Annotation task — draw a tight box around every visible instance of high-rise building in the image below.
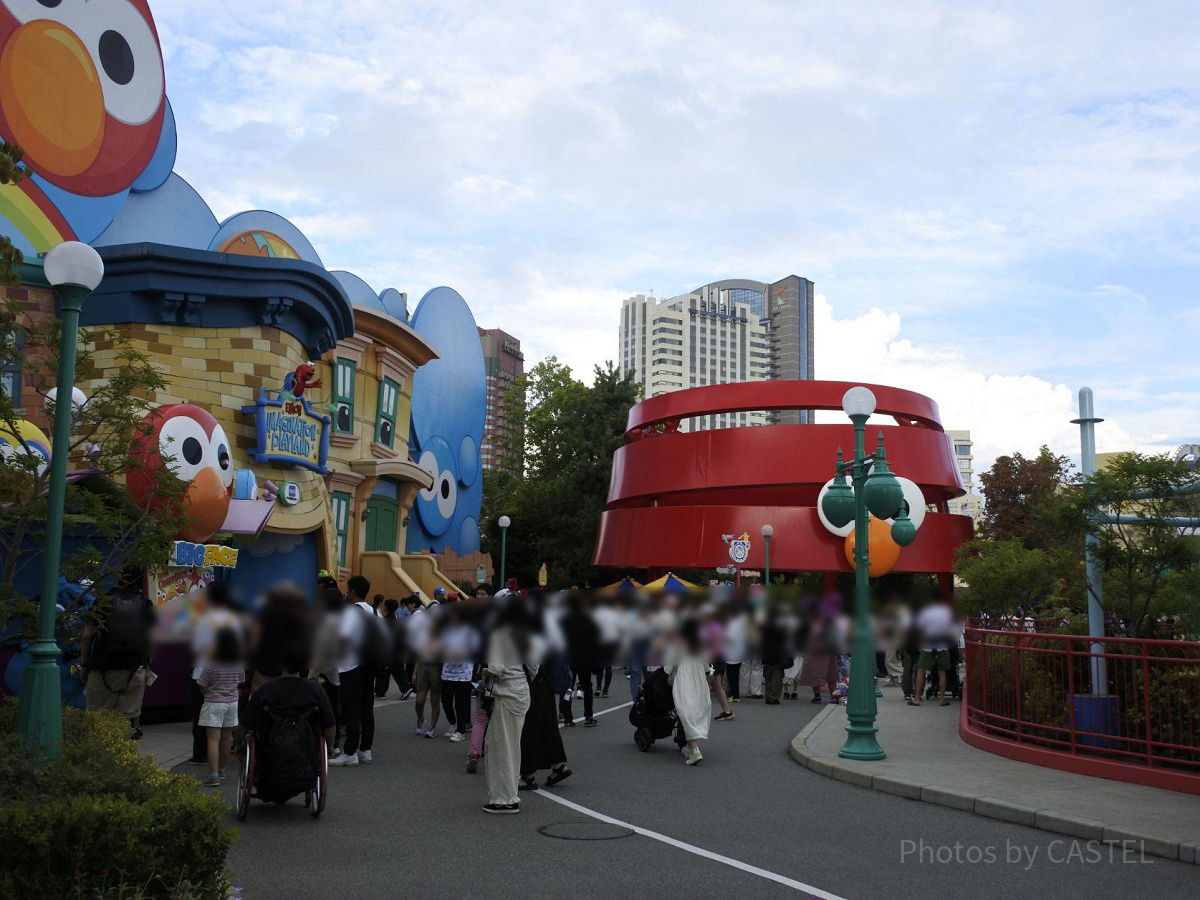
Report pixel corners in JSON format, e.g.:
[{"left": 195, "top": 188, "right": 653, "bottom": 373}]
[
  {"left": 764, "top": 276, "right": 816, "bottom": 425},
  {"left": 478, "top": 327, "right": 524, "bottom": 474},
  {"left": 946, "top": 429, "right": 982, "bottom": 524},
  {"left": 618, "top": 275, "right": 815, "bottom": 430}
]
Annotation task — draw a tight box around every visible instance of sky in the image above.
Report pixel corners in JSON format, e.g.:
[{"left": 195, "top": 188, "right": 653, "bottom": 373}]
[{"left": 151, "top": 0, "right": 1200, "bottom": 476}]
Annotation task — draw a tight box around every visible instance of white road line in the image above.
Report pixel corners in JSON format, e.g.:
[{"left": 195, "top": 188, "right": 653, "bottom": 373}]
[
  {"left": 560, "top": 700, "right": 633, "bottom": 727},
  {"left": 532, "top": 789, "right": 848, "bottom": 900}
]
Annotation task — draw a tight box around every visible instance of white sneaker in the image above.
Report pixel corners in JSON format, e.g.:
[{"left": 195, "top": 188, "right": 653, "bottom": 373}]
[
  {"left": 329, "top": 753, "right": 359, "bottom": 767},
  {"left": 445, "top": 728, "right": 456, "bottom": 738},
  {"left": 574, "top": 689, "right": 583, "bottom": 699},
  {"left": 685, "top": 747, "right": 703, "bottom": 766},
  {"left": 449, "top": 731, "right": 465, "bottom": 743},
  {"left": 357, "top": 750, "right": 373, "bottom": 764}
]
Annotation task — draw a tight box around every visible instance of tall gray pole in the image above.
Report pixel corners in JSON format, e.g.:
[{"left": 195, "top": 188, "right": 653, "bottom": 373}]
[{"left": 1071, "top": 387, "right": 1107, "bottom": 696}]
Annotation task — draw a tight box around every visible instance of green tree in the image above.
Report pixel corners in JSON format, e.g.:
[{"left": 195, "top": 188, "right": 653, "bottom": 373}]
[
  {"left": 1078, "top": 452, "right": 1200, "bottom": 637},
  {"left": 0, "top": 141, "right": 27, "bottom": 286},
  {"left": 955, "top": 446, "right": 1086, "bottom": 618},
  {"left": 481, "top": 357, "right": 639, "bottom": 588},
  {"left": 978, "top": 446, "right": 1079, "bottom": 549},
  {"left": 955, "top": 539, "right": 1077, "bottom": 618},
  {"left": 0, "top": 296, "right": 185, "bottom": 634}
]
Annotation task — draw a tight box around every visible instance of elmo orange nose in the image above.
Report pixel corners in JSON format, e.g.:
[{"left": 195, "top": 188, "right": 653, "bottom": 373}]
[
  {"left": 0, "top": 20, "right": 105, "bottom": 178},
  {"left": 178, "top": 465, "right": 230, "bottom": 543}
]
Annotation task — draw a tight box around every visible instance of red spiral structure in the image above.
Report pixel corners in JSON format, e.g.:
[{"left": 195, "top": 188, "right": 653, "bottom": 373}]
[{"left": 592, "top": 380, "right": 974, "bottom": 576}]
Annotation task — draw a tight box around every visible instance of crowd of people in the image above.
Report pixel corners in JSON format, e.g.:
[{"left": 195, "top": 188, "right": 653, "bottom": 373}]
[{"left": 75, "top": 569, "right": 964, "bottom": 813}]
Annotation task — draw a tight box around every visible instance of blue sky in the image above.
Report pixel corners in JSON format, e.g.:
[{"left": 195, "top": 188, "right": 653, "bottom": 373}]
[{"left": 151, "top": 0, "right": 1200, "bottom": 473}]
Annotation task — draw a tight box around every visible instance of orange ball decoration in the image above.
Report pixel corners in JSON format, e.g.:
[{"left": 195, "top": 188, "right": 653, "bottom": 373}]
[{"left": 843, "top": 517, "right": 901, "bottom": 577}]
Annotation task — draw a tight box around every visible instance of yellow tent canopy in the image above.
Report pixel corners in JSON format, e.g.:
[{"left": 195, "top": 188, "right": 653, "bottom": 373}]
[
  {"left": 642, "top": 572, "right": 703, "bottom": 594},
  {"left": 600, "top": 577, "right": 643, "bottom": 594}
]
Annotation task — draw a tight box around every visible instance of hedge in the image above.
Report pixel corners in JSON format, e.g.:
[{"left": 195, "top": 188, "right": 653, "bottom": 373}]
[{"left": 0, "top": 700, "right": 235, "bottom": 899}]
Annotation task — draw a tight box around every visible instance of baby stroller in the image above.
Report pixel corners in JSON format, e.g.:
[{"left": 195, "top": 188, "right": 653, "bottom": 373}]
[
  {"left": 630, "top": 668, "right": 686, "bottom": 752},
  {"left": 923, "top": 646, "right": 964, "bottom": 701},
  {"left": 236, "top": 703, "right": 328, "bottom": 821}
]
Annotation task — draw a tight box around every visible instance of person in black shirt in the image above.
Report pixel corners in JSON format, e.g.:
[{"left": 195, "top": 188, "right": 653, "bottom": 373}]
[
  {"left": 560, "top": 592, "right": 601, "bottom": 726},
  {"left": 240, "top": 649, "right": 336, "bottom": 752},
  {"left": 79, "top": 575, "right": 157, "bottom": 738}
]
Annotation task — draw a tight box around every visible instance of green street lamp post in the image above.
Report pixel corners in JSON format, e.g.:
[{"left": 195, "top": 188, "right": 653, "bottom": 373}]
[
  {"left": 820, "top": 386, "right": 916, "bottom": 761},
  {"left": 761, "top": 523, "right": 773, "bottom": 593},
  {"left": 16, "top": 241, "right": 105, "bottom": 760},
  {"left": 498, "top": 515, "right": 511, "bottom": 587}
]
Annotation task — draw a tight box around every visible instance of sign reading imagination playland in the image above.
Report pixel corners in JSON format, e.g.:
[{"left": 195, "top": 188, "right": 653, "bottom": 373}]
[{"left": 241, "top": 365, "right": 331, "bottom": 473}]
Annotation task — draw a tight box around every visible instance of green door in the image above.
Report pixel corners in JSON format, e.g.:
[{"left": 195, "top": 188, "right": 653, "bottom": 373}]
[{"left": 364, "top": 495, "right": 399, "bottom": 553}]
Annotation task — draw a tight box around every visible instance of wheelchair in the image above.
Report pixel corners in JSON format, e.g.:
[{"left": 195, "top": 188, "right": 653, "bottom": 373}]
[{"left": 236, "top": 708, "right": 328, "bottom": 821}]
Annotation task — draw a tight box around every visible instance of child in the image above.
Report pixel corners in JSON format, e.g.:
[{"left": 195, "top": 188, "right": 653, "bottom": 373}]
[{"left": 197, "top": 627, "right": 244, "bottom": 786}]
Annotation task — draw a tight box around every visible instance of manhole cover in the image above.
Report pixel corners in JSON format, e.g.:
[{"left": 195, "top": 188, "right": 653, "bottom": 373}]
[{"left": 538, "top": 821, "right": 634, "bottom": 841}]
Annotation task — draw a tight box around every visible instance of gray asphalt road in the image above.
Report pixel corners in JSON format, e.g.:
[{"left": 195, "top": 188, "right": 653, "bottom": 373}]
[{"left": 197, "top": 683, "right": 1198, "bottom": 900}]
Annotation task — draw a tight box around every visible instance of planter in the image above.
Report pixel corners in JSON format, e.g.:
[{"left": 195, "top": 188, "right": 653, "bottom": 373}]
[{"left": 1071, "top": 693, "right": 1120, "bottom": 748}]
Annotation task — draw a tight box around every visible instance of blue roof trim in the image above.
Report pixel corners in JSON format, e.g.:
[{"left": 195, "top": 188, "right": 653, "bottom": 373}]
[{"left": 82, "top": 243, "right": 355, "bottom": 358}]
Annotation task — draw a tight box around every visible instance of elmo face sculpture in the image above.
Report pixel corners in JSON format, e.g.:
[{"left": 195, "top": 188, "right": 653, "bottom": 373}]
[
  {"left": 128, "top": 404, "right": 233, "bottom": 543},
  {"left": 0, "top": 0, "right": 165, "bottom": 193}
]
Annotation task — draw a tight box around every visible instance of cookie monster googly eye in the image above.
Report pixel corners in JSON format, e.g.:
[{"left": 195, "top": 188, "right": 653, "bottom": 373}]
[{"left": 414, "top": 435, "right": 457, "bottom": 538}]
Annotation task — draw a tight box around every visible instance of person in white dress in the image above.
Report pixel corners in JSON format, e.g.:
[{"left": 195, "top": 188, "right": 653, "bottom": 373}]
[{"left": 666, "top": 617, "right": 710, "bottom": 766}]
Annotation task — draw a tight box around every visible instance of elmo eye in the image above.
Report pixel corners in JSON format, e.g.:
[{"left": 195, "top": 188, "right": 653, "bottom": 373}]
[
  {"left": 159, "top": 415, "right": 209, "bottom": 482},
  {"left": 10, "top": 0, "right": 168, "bottom": 126},
  {"left": 181, "top": 437, "right": 202, "bottom": 465},
  {"left": 207, "top": 425, "right": 234, "bottom": 488},
  {"left": 98, "top": 29, "right": 134, "bottom": 85}
]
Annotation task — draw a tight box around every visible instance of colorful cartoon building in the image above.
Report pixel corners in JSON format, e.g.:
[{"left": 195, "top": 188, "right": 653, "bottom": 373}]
[{"left": 0, "top": 0, "right": 489, "bottom": 706}]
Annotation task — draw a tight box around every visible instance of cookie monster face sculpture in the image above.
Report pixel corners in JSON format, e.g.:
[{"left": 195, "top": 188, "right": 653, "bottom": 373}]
[
  {"left": 406, "top": 287, "right": 485, "bottom": 556},
  {"left": 0, "top": 0, "right": 175, "bottom": 250}
]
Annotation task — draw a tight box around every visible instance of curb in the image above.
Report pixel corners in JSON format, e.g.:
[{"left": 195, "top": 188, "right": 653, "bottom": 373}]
[{"left": 788, "top": 706, "right": 1199, "bottom": 866}]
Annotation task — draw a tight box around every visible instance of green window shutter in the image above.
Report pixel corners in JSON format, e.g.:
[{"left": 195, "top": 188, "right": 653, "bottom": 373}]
[
  {"left": 376, "top": 377, "right": 399, "bottom": 447},
  {"left": 332, "top": 491, "right": 350, "bottom": 566},
  {"left": 332, "top": 359, "right": 355, "bottom": 434}
]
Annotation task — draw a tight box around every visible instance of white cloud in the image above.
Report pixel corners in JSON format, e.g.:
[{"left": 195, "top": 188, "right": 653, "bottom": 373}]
[
  {"left": 142, "top": 0, "right": 1200, "bottom": 474},
  {"left": 812, "top": 295, "right": 1171, "bottom": 475}
]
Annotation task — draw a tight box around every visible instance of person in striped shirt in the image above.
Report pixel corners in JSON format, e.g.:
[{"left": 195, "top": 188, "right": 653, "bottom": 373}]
[{"left": 197, "top": 628, "right": 245, "bottom": 787}]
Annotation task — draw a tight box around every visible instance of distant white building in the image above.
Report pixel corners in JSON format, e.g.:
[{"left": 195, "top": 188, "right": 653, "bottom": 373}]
[
  {"left": 946, "top": 429, "right": 982, "bottom": 525},
  {"left": 618, "top": 276, "right": 815, "bottom": 431}
]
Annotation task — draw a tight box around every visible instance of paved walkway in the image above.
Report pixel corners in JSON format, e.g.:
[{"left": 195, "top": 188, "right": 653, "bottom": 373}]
[
  {"left": 139, "top": 719, "right": 194, "bottom": 771},
  {"left": 136, "top": 685, "right": 1200, "bottom": 898},
  {"left": 790, "top": 687, "right": 1200, "bottom": 865}
]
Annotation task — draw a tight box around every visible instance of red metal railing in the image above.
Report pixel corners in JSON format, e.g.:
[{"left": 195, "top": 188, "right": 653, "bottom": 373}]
[{"left": 963, "top": 624, "right": 1200, "bottom": 792}]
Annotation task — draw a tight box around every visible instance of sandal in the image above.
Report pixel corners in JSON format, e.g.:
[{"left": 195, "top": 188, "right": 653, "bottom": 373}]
[
  {"left": 518, "top": 777, "right": 538, "bottom": 791},
  {"left": 907, "top": 700, "right": 920, "bottom": 706},
  {"left": 939, "top": 700, "right": 950, "bottom": 707},
  {"left": 545, "top": 766, "right": 573, "bottom": 787}
]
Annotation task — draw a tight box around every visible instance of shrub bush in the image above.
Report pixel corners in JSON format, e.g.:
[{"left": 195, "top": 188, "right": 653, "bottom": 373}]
[{"left": 0, "top": 700, "right": 235, "bottom": 899}]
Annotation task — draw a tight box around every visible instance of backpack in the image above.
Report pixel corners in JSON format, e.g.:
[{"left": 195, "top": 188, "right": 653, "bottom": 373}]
[
  {"left": 261, "top": 706, "right": 317, "bottom": 800},
  {"left": 357, "top": 605, "right": 390, "bottom": 675},
  {"left": 92, "top": 594, "right": 150, "bottom": 671}
]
